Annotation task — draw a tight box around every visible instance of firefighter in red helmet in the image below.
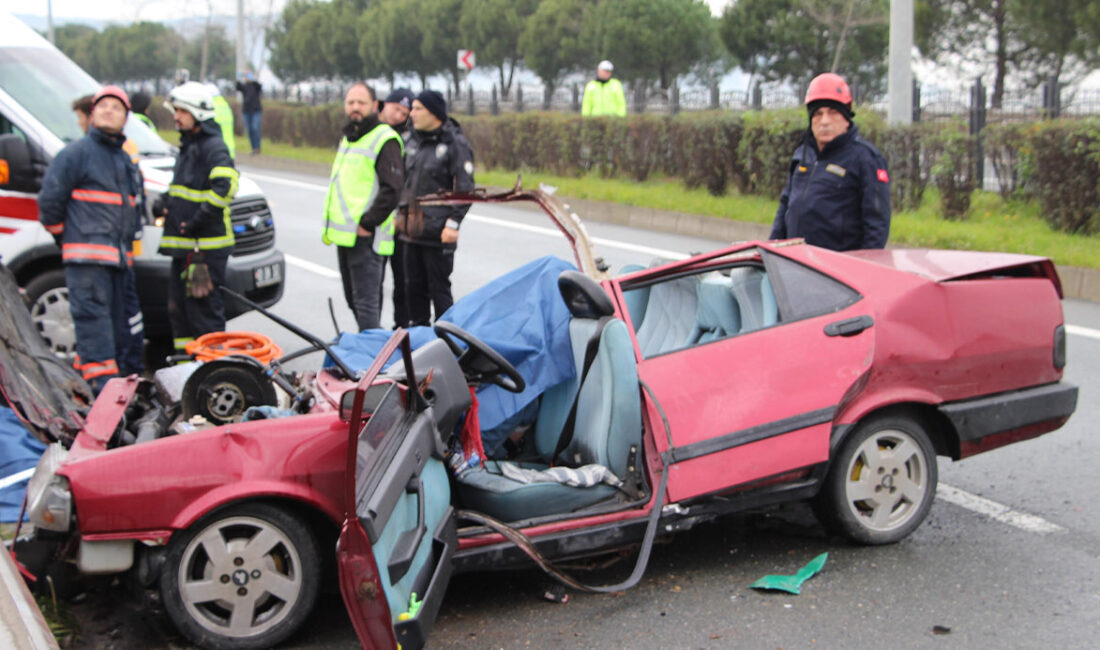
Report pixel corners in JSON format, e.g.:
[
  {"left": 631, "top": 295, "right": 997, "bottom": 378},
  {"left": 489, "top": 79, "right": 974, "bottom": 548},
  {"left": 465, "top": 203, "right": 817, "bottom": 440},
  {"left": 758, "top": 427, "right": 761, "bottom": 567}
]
[{"left": 770, "top": 73, "right": 891, "bottom": 251}]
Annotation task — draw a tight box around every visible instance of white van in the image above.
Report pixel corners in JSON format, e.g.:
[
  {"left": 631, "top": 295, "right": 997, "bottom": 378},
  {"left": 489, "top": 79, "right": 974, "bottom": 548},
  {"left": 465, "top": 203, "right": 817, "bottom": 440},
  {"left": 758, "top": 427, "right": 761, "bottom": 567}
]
[{"left": 0, "top": 12, "right": 284, "bottom": 361}]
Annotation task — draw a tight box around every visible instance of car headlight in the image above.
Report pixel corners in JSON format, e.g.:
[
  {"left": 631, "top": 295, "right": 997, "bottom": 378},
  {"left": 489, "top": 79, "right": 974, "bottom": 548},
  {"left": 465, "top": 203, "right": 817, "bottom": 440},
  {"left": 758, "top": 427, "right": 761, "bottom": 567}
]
[{"left": 26, "top": 443, "right": 72, "bottom": 532}]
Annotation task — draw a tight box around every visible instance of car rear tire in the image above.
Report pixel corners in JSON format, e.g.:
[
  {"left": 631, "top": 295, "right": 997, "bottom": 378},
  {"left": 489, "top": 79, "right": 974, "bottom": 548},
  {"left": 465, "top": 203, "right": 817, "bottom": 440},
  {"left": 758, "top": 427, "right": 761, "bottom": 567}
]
[
  {"left": 813, "top": 415, "right": 937, "bottom": 545},
  {"left": 160, "top": 503, "right": 321, "bottom": 650},
  {"left": 24, "top": 269, "right": 76, "bottom": 359}
]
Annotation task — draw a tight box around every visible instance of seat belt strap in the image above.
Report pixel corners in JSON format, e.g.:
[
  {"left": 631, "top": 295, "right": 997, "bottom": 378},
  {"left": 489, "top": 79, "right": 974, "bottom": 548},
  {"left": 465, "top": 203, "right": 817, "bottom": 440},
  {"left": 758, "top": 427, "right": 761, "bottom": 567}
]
[{"left": 551, "top": 316, "right": 612, "bottom": 466}]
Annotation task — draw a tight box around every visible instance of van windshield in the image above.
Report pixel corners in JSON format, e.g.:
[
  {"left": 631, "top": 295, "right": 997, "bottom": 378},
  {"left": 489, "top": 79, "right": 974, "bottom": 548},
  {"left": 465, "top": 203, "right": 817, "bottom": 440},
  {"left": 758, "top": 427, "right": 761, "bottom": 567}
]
[{"left": 0, "top": 45, "right": 171, "bottom": 156}]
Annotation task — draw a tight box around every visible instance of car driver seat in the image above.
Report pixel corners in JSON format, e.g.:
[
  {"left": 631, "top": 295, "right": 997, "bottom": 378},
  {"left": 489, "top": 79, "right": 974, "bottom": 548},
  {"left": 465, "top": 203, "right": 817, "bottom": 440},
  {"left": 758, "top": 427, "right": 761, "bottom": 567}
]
[{"left": 454, "top": 271, "right": 642, "bottom": 523}]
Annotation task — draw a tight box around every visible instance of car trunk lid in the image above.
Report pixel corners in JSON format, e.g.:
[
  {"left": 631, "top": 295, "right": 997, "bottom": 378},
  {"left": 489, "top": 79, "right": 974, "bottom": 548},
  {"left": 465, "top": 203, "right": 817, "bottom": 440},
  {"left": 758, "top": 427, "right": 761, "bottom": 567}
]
[{"left": 844, "top": 249, "right": 1062, "bottom": 297}]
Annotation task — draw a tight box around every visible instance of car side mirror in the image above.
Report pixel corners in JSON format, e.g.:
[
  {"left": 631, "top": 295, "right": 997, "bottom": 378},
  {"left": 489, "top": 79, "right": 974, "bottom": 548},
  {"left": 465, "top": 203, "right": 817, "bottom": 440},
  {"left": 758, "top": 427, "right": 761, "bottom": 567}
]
[
  {"left": 339, "top": 382, "right": 392, "bottom": 422},
  {"left": 0, "top": 134, "right": 39, "bottom": 192}
]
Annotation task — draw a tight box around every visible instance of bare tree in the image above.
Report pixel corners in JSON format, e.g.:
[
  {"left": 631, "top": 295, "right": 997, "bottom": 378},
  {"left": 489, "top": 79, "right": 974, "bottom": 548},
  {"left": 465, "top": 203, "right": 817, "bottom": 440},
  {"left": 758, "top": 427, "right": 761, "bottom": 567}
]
[{"left": 801, "top": 0, "right": 888, "bottom": 73}]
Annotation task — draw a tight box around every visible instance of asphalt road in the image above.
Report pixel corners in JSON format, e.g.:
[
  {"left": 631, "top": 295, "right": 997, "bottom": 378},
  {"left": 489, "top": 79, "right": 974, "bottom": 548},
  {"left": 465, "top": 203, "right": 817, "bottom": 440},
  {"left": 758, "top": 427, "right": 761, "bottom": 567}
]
[{"left": 75, "top": 166, "right": 1100, "bottom": 649}]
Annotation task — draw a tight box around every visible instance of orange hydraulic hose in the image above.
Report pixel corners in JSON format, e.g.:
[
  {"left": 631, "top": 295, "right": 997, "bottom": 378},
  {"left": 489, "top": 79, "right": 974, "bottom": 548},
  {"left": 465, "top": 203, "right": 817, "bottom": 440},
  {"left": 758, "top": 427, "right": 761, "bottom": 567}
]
[{"left": 184, "top": 331, "right": 283, "bottom": 364}]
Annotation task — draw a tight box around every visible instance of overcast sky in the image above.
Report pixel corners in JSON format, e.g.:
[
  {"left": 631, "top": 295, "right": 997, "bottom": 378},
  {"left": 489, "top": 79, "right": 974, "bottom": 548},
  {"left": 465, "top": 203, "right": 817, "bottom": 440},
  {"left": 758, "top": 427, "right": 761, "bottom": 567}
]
[{"left": 5, "top": 0, "right": 732, "bottom": 22}]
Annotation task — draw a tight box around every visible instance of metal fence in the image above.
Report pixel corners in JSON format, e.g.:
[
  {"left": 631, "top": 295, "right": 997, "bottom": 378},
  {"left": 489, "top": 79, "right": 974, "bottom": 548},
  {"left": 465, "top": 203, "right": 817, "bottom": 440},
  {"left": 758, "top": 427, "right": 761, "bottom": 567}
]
[{"left": 256, "top": 78, "right": 1100, "bottom": 120}]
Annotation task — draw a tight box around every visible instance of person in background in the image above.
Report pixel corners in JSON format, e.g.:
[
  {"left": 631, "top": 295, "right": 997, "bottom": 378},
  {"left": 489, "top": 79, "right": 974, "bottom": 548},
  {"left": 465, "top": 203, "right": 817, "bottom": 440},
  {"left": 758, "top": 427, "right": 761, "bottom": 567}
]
[
  {"left": 581, "top": 60, "right": 627, "bottom": 117},
  {"left": 770, "top": 72, "right": 891, "bottom": 251},
  {"left": 39, "top": 86, "right": 145, "bottom": 392},
  {"left": 207, "top": 82, "right": 237, "bottom": 160},
  {"left": 156, "top": 82, "right": 239, "bottom": 357},
  {"left": 129, "top": 91, "right": 156, "bottom": 130},
  {"left": 236, "top": 70, "right": 263, "bottom": 156},
  {"left": 322, "top": 82, "right": 404, "bottom": 331},
  {"left": 400, "top": 90, "right": 474, "bottom": 326},
  {"left": 70, "top": 91, "right": 145, "bottom": 376},
  {"left": 377, "top": 87, "right": 415, "bottom": 328}
]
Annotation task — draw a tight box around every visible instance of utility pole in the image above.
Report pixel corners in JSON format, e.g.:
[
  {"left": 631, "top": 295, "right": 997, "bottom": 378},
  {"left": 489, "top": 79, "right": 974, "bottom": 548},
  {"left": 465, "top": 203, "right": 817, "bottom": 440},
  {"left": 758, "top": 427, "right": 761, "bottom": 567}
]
[
  {"left": 887, "top": 0, "right": 913, "bottom": 125},
  {"left": 236, "top": 0, "right": 246, "bottom": 79},
  {"left": 47, "top": 0, "right": 55, "bottom": 44}
]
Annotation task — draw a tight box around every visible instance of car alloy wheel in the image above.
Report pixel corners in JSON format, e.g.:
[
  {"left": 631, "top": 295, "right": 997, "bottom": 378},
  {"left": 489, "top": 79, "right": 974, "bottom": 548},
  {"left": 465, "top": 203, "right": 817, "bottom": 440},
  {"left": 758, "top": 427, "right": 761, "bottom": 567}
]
[
  {"left": 814, "top": 415, "right": 938, "bottom": 545},
  {"left": 160, "top": 503, "right": 320, "bottom": 650}
]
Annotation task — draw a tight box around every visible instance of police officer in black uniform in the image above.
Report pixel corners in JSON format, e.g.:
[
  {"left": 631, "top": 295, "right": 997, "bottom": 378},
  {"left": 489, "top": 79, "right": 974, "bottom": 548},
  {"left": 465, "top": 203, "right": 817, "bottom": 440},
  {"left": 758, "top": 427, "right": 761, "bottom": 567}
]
[
  {"left": 399, "top": 90, "right": 475, "bottom": 326},
  {"left": 771, "top": 73, "right": 891, "bottom": 251}
]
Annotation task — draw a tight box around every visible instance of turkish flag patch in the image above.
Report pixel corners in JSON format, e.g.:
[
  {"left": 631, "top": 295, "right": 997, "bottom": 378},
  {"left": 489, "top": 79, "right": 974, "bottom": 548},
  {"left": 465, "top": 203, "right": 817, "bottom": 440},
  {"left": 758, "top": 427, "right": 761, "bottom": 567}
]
[{"left": 876, "top": 169, "right": 890, "bottom": 183}]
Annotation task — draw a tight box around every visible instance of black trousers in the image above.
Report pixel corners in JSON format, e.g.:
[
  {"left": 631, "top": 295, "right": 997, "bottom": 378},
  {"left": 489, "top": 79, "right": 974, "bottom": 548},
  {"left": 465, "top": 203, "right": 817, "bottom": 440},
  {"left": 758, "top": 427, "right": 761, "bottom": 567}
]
[
  {"left": 336, "top": 233, "right": 385, "bottom": 331},
  {"left": 168, "top": 254, "right": 228, "bottom": 351},
  {"left": 403, "top": 241, "right": 454, "bottom": 327},
  {"left": 387, "top": 241, "right": 407, "bottom": 329}
]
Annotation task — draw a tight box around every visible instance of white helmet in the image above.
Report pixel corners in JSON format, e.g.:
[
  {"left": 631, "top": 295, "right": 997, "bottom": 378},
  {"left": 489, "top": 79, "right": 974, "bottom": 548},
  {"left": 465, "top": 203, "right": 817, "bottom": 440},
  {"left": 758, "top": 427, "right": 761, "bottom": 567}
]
[
  {"left": 165, "top": 81, "right": 216, "bottom": 122},
  {"left": 204, "top": 82, "right": 222, "bottom": 97}
]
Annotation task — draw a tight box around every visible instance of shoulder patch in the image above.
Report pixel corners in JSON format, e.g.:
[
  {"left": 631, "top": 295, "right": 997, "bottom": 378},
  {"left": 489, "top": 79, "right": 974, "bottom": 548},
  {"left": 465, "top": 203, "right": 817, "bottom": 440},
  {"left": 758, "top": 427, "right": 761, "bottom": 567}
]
[
  {"left": 876, "top": 169, "right": 889, "bottom": 183},
  {"left": 463, "top": 160, "right": 474, "bottom": 176},
  {"left": 825, "top": 163, "right": 847, "bottom": 177}
]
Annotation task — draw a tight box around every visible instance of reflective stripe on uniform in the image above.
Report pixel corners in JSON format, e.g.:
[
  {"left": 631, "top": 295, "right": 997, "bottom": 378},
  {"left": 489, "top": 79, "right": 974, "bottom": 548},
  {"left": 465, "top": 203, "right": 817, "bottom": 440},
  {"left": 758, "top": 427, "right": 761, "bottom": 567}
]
[
  {"left": 70, "top": 188, "right": 136, "bottom": 206},
  {"left": 62, "top": 242, "right": 122, "bottom": 264},
  {"left": 81, "top": 359, "right": 119, "bottom": 380},
  {"left": 173, "top": 337, "right": 194, "bottom": 351},
  {"left": 159, "top": 234, "right": 235, "bottom": 250},
  {"left": 44, "top": 223, "right": 65, "bottom": 235}
]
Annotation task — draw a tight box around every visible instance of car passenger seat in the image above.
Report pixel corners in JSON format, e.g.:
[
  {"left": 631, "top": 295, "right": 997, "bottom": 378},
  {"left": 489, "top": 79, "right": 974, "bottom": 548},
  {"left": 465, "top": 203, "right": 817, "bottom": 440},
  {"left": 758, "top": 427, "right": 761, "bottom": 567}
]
[
  {"left": 729, "top": 267, "right": 778, "bottom": 332},
  {"left": 691, "top": 274, "right": 742, "bottom": 343},
  {"left": 634, "top": 275, "right": 699, "bottom": 356},
  {"left": 454, "top": 272, "right": 642, "bottom": 523}
]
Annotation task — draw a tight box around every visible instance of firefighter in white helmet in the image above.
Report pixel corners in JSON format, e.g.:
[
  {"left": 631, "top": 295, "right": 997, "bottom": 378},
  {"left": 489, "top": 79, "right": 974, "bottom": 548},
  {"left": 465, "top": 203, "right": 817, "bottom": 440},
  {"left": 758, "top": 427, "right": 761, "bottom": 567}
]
[{"left": 154, "top": 81, "right": 240, "bottom": 355}]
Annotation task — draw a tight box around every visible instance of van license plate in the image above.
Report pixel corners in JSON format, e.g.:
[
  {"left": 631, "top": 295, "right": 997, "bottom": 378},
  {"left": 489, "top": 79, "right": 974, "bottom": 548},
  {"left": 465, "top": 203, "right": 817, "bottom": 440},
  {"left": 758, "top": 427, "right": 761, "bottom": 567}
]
[{"left": 254, "top": 264, "right": 281, "bottom": 288}]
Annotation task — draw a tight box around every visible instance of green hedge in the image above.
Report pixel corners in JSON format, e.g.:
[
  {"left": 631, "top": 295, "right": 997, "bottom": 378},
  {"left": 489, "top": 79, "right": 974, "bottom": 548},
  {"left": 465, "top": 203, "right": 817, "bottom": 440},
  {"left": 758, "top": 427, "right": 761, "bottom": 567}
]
[{"left": 237, "top": 101, "right": 1099, "bottom": 235}]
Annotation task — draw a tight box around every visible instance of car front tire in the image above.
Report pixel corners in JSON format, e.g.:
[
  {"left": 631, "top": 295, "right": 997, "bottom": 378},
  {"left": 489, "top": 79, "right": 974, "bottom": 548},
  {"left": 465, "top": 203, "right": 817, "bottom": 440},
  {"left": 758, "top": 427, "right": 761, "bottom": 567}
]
[
  {"left": 160, "top": 503, "right": 321, "bottom": 650},
  {"left": 814, "top": 415, "right": 938, "bottom": 545}
]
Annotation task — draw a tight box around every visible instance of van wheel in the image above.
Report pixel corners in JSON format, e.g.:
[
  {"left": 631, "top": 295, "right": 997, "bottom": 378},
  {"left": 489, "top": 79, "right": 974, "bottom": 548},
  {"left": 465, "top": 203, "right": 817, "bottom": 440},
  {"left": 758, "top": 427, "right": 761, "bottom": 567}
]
[
  {"left": 813, "top": 415, "right": 937, "bottom": 545},
  {"left": 24, "top": 269, "right": 76, "bottom": 359}
]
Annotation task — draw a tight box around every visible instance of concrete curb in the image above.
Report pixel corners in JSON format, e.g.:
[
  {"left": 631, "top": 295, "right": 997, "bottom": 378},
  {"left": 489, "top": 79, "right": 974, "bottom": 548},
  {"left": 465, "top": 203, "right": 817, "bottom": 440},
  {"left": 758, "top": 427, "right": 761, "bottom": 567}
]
[
  {"left": 1, "top": 547, "right": 58, "bottom": 650},
  {"left": 238, "top": 156, "right": 1100, "bottom": 303}
]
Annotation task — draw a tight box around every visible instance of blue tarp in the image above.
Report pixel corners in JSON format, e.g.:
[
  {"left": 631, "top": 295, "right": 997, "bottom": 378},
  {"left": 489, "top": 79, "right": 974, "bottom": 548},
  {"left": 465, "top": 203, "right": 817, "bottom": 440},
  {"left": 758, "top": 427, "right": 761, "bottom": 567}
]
[
  {"left": 327, "top": 255, "right": 578, "bottom": 453},
  {"left": 0, "top": 406, "right": 46, "bottom": 523}
]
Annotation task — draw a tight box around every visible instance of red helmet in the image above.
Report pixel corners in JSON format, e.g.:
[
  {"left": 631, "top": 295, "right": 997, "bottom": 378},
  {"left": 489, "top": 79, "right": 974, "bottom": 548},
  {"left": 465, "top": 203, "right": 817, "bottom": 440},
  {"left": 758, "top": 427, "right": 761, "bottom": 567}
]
[
  {"left": 805, "top": 73, "right": 851, "bottom": 106},
  {"left": 92, "top": 85, "right": 131, "bottom": 111}
]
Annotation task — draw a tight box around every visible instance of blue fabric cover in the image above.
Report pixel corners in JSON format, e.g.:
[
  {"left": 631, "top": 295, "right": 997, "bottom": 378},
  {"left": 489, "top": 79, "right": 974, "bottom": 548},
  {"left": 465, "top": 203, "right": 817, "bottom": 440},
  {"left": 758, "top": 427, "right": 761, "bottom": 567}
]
[
  {"left": 325, "top": 256, "right": 578, "bottom": 452},
  {"left": 0, "top": 406, "right": 46, "bottom": 522}
]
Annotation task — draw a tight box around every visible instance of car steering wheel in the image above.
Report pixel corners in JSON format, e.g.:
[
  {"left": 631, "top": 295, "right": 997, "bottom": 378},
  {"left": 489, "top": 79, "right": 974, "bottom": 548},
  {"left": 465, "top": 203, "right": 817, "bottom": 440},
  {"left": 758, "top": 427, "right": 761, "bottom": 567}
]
[{"left": 433, "top": 320, "right": 526, "bottom": 394}]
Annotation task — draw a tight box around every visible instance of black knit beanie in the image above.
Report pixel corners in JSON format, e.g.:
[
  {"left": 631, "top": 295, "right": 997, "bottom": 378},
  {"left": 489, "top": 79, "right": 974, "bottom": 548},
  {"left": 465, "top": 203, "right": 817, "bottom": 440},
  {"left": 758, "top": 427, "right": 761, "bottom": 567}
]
[{"left": 416, "top": 90, "right": 447, "bottom": 123}]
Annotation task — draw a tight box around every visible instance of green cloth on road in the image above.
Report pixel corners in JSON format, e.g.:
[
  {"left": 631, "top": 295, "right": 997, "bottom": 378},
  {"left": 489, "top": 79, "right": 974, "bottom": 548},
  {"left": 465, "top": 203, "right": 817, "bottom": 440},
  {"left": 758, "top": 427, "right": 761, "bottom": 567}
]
[{"left": 749, "top": 552, "right": 828, "bottom": 594}]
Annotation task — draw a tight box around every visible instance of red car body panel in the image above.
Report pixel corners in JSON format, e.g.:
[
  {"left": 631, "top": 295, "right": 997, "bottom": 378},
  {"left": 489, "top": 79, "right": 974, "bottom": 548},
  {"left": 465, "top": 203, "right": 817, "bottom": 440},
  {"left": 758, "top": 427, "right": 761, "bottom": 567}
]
[{"left": 61, "top": 396, "right": 349, "bottom": 537}]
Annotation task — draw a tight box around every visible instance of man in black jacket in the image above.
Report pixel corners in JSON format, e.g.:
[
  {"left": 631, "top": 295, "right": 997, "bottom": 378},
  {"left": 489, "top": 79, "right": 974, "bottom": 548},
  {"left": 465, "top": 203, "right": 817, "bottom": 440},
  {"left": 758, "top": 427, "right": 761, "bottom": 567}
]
[
  {"left": 235, "top": 70, "right": 263, "bottom": 155},
  {"left": 39, "top": 86, "right": 145, "bottom": 392},
  {"left": 378, "top": 88, "right": 415, "bottom": 327},
  {"left": 157, "top": 81, "right": 240, "bottom": 356},
  {"left": 770, "top": 73, "right": 890, "bottom": 251},
  {"left": 400, "top": 90, "right": 474, "bottom": 326}
]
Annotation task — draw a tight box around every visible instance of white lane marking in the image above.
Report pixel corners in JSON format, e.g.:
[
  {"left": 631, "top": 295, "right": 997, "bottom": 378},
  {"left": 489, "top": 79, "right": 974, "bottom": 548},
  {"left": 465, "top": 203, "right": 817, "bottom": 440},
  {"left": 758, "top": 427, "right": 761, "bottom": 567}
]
[
  {"left": 244, "top": 171, "right": 328, "bottom": 191},
  {"left": 285, "top": 253, "right": 340, "bottom": 279},
  {"left": 1066, "top": 324, "right": 1100, "bottom": 341},
  {"left": 462, "top": 213, "right": 689, "bottom": 260},
  {"left": 936, "top": 484, "right": 1064, "bottom": 534},
  {"left": 0, "top": 468, "right": 34, "bottom": 490}
]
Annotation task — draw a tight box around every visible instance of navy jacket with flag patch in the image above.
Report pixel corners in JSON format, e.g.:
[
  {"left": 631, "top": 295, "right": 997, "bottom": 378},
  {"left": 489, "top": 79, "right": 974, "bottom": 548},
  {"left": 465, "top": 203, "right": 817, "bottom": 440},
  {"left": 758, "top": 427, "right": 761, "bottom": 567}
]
[{"left": 770, "top": 124, "right": 891, "bottom": 251}]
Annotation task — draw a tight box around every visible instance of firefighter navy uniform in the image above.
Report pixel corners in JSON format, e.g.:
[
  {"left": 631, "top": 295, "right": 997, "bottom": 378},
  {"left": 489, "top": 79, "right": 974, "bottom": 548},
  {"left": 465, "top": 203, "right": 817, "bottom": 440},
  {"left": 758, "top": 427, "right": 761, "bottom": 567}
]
[{"left": 38, "top": 126, "right": 145, "bottom": 390}]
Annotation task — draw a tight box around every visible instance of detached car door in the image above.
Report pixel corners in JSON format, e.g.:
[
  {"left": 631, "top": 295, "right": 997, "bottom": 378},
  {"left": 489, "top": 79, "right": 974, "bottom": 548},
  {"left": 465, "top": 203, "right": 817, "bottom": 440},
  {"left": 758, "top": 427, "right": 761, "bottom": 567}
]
[
  {"left": 337, "top": 375, "right": 456, "bottom": 650},
  {"left": 619, "top": 247, "right": 875, "bottom": 502}
]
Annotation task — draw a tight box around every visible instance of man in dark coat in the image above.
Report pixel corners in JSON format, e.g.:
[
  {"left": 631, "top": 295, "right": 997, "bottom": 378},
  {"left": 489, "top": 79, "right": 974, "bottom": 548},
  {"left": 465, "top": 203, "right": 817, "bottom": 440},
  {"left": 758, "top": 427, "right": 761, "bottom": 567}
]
[
  {"left": 770, "top": 73, "right": 891, "bottom": 251},
  {"left": 399, "top": 90, "right": 475, "bottom": 326}
]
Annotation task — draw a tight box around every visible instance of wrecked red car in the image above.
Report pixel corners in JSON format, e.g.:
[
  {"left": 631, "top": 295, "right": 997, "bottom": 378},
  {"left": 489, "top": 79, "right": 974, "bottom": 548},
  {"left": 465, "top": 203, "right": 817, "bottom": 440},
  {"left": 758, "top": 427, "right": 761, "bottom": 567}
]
[{"left": 8, "top": 186, "right": 1077, "bottom": 649}]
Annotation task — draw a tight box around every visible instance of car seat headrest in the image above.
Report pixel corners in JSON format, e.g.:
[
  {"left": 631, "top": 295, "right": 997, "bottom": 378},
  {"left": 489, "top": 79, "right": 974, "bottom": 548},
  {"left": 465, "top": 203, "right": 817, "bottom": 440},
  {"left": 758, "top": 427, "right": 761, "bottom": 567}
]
[{"left": 558, "top": 270, "right": 615, "bottom": 319}]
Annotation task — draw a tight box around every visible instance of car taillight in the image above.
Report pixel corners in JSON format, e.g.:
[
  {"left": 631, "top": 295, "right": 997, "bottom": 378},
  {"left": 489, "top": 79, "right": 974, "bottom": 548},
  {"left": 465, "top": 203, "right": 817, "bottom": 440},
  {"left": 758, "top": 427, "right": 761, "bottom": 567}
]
[{"left": 1053, "top": 324, "right": 1066, "bottom": 369}]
